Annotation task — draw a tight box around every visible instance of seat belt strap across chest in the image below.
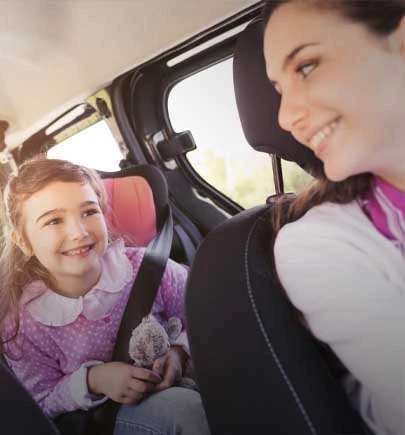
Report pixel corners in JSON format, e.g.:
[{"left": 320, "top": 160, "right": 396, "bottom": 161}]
[{"left": 112, "top": 205, "right": 174, "bottom": 363}]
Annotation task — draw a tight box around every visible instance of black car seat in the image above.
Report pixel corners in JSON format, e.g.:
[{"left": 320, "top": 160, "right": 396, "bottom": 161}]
[
  {"left": 0, "top": 362, "right": 60, "bottom": 434},
  {"left": 185, "top": 20, "right": 369, "bottom": 435}
]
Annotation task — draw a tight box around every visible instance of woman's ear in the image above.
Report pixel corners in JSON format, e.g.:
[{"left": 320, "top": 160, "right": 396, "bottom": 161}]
[{"left": 11, "top": 231, "right": 33, "bottom": 257}]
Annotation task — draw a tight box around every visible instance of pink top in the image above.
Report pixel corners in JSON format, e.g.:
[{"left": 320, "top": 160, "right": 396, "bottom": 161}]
[
  {"left": 363, "top": 176, "right": 405, "bottom": 252},
  {"left": 4, "top": 239, "right": 189, "bottom": 418}
]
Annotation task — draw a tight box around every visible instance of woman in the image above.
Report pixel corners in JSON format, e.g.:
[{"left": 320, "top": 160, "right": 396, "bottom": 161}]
[{"left": 263, "top": 1, "right": 405, "bottom": 434}]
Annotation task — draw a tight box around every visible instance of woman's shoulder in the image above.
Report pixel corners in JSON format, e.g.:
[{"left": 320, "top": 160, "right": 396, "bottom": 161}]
[
  {"left": 276, "top": 200, "right": 378, "bottom": 247},
  {"left": 274, "top": 199, "right": 404, "bottom": 297}
]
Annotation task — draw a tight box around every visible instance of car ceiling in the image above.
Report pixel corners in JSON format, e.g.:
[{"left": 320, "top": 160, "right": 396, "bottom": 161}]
[{"left": 1, "top": 0, "right": 257, "bottom": 148}]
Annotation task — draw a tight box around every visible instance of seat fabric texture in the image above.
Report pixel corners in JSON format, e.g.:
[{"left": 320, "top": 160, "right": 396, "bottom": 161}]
[
  {"left": 103, "top": 176, "right": 156, "bottom": 246},
  {"left": 0, "top": 362, "right": 60, "bottom": 435},
  {"left": 186, "top": 205, "right": 367, "bottom": 434},
  {"left": 99, "top": 164, "right": 168, "bottom": 246}
]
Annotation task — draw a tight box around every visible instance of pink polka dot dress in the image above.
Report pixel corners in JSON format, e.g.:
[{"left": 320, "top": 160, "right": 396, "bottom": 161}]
[{"left": 4, "top": 240, "right": 189, "bottom": 418}]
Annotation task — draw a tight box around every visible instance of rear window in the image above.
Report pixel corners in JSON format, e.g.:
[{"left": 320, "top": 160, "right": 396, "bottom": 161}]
[{"left": 47, "top": 121, "right": 122, "bottom": 172}]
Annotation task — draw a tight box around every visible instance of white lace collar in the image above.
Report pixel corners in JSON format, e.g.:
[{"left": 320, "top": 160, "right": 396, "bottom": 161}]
[{"left": 24, "top": 239, "right": 134, "bottom": 326}]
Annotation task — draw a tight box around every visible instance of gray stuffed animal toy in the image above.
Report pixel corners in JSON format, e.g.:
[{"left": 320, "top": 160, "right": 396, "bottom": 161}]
[{"left": 129, "top": 315, "right": 197, "bottom": 390}]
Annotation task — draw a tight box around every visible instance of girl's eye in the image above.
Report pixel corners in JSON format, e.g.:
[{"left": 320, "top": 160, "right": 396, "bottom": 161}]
[
  {"left": 296, "top": 61, "right": 318, "bottom": 78},
  {"left": 44, "top": 217, "right": 62, "bottom": 226},
  {"left": 83, "top": 208, "right": 99, "bottom": 217}
]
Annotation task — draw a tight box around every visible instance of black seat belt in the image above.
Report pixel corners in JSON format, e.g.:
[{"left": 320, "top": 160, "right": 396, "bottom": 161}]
[
  {"left": 174, "top": 223, "right": 196, "bottom": 265},
  {"left": 113, "top": 204, "right": 174, "bottom": 362}
]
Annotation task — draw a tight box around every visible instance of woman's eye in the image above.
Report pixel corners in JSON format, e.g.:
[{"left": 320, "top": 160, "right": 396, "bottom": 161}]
[
  {"left": 296, "top": 61, "right": 318, "bottom": 78},
  {"left": 83, "top": 208, "right": 99, "bottom": 217},
  {"left": 44, "top": 218, "right": 62, "bottom": 226}
]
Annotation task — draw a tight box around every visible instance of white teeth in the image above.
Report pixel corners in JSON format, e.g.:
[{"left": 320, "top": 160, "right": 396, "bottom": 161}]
[
  {"left": 310, "top": 120, "right": 338, "bottom": 148},
  {"left": 64, "top": 246, "right": 91, "bottom": 256}
]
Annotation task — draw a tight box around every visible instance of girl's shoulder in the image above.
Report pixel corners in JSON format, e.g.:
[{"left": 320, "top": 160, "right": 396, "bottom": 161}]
[
  {"left": 104, "top": 238, "right": 145, "bottom": 268},
  {"left": 124, "top": 244, "right": 188, "bottom": 276},
  {"left": 123, "top": 244, "right": 145, "bottom": 266},
  {"left": 20, "top": 280, "right": 50, "bottom": 309}
]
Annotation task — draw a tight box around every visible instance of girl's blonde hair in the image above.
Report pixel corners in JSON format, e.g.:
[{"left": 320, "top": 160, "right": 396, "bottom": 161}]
[{"left": 0, "top": 156, "right": 108, "bottom": 355}]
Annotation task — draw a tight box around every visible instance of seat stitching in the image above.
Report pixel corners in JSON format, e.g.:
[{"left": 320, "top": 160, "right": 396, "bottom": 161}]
[{"left": 244, "top": 211, "right": 319, "bottom": 435}]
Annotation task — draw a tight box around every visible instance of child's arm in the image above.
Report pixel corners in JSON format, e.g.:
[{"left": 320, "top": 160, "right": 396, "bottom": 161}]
[{"left": 5, "top": 333, "right": 107, "bottom": 419}]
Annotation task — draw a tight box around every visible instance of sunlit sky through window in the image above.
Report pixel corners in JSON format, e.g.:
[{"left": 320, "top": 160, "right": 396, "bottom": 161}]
[
  {"left": 168, "top": 59, "right": 255, "bottom": 160},
  {"left": 47, "top": 121, "right": 122, "bottom": 172}
]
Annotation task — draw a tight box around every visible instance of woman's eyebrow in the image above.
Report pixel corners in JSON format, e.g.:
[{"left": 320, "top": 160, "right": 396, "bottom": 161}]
[{"left": 282, "top": 42, "right": 320, "bottom": 71}]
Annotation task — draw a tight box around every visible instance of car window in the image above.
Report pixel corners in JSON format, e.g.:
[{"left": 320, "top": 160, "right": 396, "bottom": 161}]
[
  {"left": 47, "top": 120, "right": 123, "bottom": 172},
  {"left": 281, "top": 160, "right": 313, "bottom": 193},
  {"left": 168, "top": 58, "right": 312, "bottom": 209}
]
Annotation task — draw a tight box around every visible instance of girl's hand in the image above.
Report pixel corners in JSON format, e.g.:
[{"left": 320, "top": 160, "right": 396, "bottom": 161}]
[
  {"left": 152, "top": 346, "right": 188, "bottom": 392},
  {"left": 87, "top": 361, "right": 162, "bottom": 404}
]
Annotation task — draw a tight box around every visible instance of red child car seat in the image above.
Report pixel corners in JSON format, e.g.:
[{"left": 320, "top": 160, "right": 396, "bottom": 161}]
[{"left": 103, "top": 172, "right": 157, "bottom": 246}]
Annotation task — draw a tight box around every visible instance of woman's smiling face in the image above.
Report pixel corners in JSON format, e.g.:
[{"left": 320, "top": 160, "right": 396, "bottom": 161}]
[{"left": 263, "top": 2, "right": 405, "bottom": 185}]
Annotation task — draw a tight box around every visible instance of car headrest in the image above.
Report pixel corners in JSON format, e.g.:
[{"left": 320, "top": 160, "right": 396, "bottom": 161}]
[
  {"left": 100, "top": 165, "right": 168, "bottom": 247},
  {"left": 233, "top": 20, "right": 324, "bottom": 178}
]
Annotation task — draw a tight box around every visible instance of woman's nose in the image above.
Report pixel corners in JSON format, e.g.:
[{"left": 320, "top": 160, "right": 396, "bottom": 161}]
[{"left": 278, "top": 89, "right": 308, "bottom": 133}]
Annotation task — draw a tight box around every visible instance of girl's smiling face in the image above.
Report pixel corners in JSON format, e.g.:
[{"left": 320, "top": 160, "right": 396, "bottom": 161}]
[
  {"left": 15, "top": 181, "right": 108, "bottom": 297},
  {"left": 264, "top": 2, "right": 405, "bottom": 187}
]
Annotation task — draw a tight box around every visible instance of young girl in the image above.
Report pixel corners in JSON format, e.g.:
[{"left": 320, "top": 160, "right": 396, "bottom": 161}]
[
  {"left": 262, "top": 1, "right": 405, "bottom": 434},
  {"left": 0, "top": 157, "right": 210, "bottom": 435}
]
